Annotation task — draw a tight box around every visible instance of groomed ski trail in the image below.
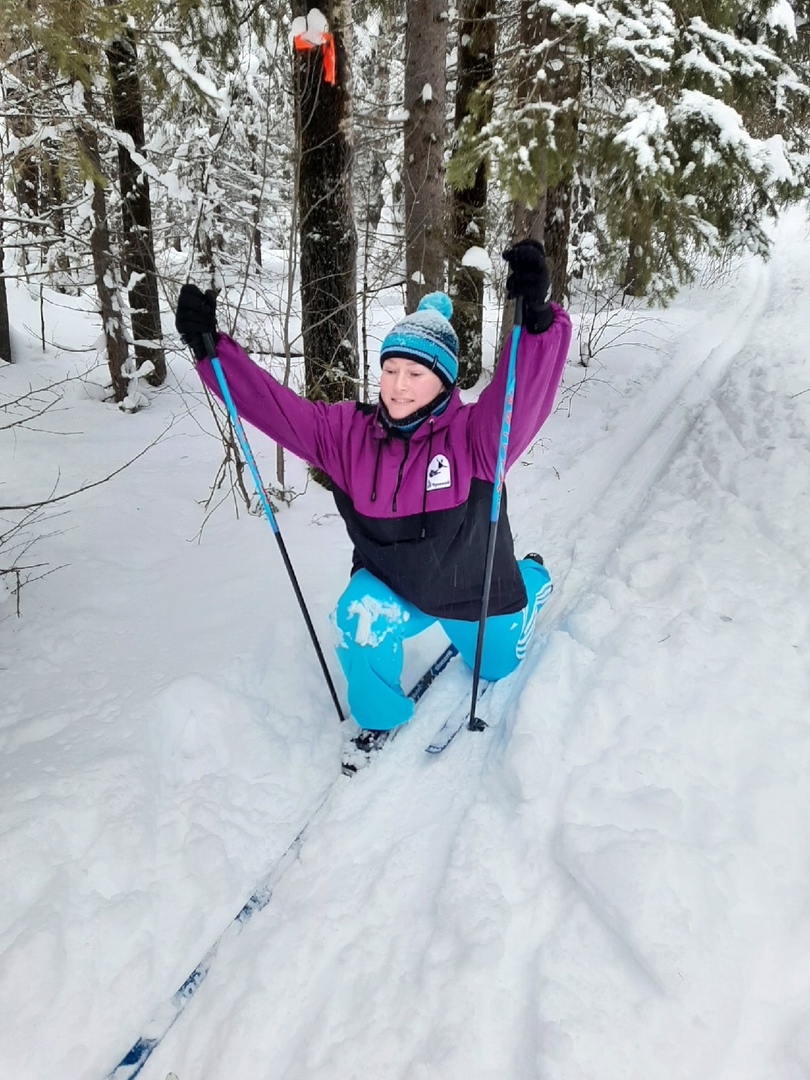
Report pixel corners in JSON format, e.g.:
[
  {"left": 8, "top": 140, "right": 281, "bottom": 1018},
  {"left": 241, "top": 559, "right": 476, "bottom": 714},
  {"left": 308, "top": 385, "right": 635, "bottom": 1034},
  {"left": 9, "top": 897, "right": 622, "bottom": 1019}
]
[{"left": 132, "top": 250, "right": 775, "bottom": 1080}]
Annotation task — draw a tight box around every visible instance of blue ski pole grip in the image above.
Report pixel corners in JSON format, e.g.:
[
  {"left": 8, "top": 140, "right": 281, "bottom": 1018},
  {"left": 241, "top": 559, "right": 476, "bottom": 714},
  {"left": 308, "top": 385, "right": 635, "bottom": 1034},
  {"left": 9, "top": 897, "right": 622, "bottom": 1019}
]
[
  {"left": 489, "top": 295, "right": 522, "bottom": 522},
  {"left": 202, "top": 332, "right": 280, "bottom": 536}
]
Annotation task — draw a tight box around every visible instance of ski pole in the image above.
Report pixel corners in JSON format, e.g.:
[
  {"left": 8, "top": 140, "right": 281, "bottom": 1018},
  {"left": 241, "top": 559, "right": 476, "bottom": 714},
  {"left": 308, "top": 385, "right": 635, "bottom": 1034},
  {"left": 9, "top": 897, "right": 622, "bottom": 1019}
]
[
  {"left": 202, "top": 332, "right": 345, "bottom": 724},
  {"left": 467, "top": 296, "right": 523, "bottom": 731}
]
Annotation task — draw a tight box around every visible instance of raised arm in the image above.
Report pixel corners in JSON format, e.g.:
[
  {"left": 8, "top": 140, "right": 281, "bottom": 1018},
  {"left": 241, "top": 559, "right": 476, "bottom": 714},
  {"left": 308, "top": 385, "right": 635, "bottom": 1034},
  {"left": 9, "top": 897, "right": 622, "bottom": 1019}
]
[
  {"left": 469, "top": 307, "right": 571, "bottom": 476},
  {"left": 175, "top": 285, "right": 350, "bottom": 485},
  {"left": 197, "top": 336, "right": 354, "bottom": 482},
  {"left": 468, "top": 240, "right": 572, "bottom": 477}
]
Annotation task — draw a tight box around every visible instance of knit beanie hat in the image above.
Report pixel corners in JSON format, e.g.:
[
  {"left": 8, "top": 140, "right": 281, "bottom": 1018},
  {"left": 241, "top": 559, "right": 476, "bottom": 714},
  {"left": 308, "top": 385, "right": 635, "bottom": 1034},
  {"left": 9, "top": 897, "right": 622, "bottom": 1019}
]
[{"left": 379, "top": 292, "right": 459, "bottom": 387}]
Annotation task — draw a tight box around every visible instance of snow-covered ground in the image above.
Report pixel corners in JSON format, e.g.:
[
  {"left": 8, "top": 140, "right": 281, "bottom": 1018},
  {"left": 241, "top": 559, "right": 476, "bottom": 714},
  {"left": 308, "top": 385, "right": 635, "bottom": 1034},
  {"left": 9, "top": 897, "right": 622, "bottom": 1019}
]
[{"left": 2, "top": 209, "right": 810, "bottom": 1080}]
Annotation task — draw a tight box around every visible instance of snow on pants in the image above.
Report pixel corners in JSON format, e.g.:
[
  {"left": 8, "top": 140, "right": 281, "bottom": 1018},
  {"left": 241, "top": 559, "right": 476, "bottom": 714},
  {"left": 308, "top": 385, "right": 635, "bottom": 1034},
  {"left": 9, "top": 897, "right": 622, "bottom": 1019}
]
[{"left": 332, "top": 559, "right": 552, "bottom": 731}]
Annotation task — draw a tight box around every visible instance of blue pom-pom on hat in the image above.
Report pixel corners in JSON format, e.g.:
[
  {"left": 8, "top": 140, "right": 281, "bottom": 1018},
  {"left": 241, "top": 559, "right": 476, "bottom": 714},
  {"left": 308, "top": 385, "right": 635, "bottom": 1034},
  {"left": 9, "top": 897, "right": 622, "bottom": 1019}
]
[
  {"left": 380, "top": 290, "right": 459, "bottom": 387},
  {"left": 418, "top": 291, "right": 453, "bottom": 319}
]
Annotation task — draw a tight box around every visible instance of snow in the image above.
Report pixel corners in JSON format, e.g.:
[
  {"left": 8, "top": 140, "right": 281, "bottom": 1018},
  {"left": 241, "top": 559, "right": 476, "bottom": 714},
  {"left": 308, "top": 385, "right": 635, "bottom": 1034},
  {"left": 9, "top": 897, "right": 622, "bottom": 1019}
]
[
  {"left": 674, "top": 90, "right": 771, "bottom": 171},
  {"left": 613, "top": 89, "right": 775, "bottom": 179},
  {"left": 3, "top": 209, "right": 810, "bottom": 1080},
  {"left": 155, "top": 43, "right": 228, "bottom": 116},
  {"left": 345, "top": 597, "right": 410, "bottom": 647},
  {"left": 292, "top": 9, "right": 330, "bottom": 47},
  {"left": 614, "top": 98, "right": 673, "bottom": 174},
  {"left": 766, "top": 0, "right": 797, "bottom": 38},
  {"left": 763, "top": 134, "right": 795, "bottom": 184},
  {"left": 461, "top": 246, "right": 492, "bottom": 272}
]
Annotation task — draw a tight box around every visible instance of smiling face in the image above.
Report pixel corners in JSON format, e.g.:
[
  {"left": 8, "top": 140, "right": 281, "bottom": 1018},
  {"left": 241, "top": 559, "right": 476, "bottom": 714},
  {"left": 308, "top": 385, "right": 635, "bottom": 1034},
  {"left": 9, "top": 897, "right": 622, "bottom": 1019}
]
[{"left": 379, "top": 356, "right": 445, "bottom": 420}]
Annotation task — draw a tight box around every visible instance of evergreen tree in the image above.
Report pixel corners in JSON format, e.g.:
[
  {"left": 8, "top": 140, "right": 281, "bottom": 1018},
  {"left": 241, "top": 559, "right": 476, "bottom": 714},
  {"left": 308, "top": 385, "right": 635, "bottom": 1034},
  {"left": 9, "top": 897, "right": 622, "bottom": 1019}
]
[
  {"left": 450, "top": 0, "right": 810, "bottom": 302},
  {"left": 1, "top": 0, "right": 162, "bottom": 400}
]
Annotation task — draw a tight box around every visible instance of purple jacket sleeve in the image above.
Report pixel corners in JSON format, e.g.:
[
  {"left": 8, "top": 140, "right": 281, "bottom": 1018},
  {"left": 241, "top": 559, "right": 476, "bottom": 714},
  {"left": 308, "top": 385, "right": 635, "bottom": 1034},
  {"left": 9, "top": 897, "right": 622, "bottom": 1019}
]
[
  {"left": 468, "top": 303, "right": 572, "bottom": 478},
  {"left": 195, "top": 335, "right": 351, "bottom": 488}
]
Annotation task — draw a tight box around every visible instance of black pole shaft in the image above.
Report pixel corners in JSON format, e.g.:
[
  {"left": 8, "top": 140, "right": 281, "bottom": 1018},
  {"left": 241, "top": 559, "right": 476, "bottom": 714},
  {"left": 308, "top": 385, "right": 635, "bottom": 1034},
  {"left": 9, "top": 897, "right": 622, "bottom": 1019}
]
[
  {"left": 272, "top": 529, "right": 346, "bottom": 724},
  {"left": 201, "top": 332, "right": 345, "bottom": 724},
  {"left": 467, "top": 517, "right": 501, "bottom": 731}
]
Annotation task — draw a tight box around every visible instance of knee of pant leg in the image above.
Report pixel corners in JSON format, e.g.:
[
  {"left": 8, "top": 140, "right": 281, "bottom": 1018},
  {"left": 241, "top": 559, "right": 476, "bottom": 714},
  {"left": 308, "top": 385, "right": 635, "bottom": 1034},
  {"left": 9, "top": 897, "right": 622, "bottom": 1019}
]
[
  {"left": 477, "top": 613, "right": 524, "bottom": 681},
  {"left": 331, "top": 590, "right": 355, "bottom": 652},
  {"left": 332, "top": 569, "right": 422, "bottom": 653},
  {"left": 518, "top": 557, "right": 552, "bottom": 599},
  {"left": 479, "top": 650, "right": 521, "bottom": 681},
  {"left": 513, "top": 573, "right": 552, "bottom": 665},
  {"left": 332, "top": 569, "right": 385, "bottom": 650},
  {"left": 479, "top": 564, "right": 552, "bottom": 677}
]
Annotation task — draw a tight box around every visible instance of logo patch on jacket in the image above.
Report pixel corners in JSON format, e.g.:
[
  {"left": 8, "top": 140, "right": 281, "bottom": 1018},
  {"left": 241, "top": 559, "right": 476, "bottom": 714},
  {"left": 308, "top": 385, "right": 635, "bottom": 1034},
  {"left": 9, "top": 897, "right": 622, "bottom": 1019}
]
[{"left": 426, "top": 453, "right": 451, "bottom": 491}]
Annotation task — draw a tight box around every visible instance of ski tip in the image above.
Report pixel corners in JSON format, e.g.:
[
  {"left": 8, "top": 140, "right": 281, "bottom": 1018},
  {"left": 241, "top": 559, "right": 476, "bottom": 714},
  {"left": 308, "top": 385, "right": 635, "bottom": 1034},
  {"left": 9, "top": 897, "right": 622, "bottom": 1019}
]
[
  {"left": 424, "top": 711, "right": 475, "bottom": 754},
  {"left": 424, "top": 726, "right": 461, "bottom": 754}
]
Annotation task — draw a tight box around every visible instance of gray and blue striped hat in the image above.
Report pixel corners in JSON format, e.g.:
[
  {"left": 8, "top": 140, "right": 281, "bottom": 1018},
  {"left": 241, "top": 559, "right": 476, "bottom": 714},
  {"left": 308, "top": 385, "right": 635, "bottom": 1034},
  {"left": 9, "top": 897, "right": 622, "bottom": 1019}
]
[{"left": 379, "top": 292, "right": 459, "bottom": 387}]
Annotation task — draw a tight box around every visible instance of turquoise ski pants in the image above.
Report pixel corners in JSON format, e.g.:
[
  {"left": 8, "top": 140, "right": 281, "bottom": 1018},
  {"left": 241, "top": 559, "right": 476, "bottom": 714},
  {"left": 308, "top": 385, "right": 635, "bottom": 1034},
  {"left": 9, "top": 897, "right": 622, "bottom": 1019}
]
[{"left": 332, "top": 559, "right": 552, "bottom": 731}]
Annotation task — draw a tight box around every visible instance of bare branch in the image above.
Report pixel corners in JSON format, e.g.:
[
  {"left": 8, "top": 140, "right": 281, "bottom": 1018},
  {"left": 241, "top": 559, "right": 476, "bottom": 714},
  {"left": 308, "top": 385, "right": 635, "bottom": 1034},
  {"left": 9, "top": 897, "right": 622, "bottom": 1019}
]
[{"left": 0, "top": 419, "right": 177, "bottom": 511}]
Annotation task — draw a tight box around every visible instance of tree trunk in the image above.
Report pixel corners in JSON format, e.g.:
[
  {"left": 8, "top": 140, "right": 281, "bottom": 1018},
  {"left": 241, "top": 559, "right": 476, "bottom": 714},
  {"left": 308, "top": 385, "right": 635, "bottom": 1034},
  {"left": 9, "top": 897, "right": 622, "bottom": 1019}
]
[
  {"left": 403, "top": 0, "right": 448, "bottom": 312},
  {"left": 500, "top": 1, "right": 547, "bottom": 346},
  {"left": 247, "top": 131, "right": 263, "bottom": 271},
  {"left": 363, "top": 3, "right": 397, "bottom": 246},
  {"left": 105, "top": 23, "right": 166, "bottom": 387},
  {"left": 7, "top": 74, "right": 40, "bottom": 281},
  {"left": 502, "top": 1, "right": 579, "bottom": 343},
  {"left": 43, "top": 144, "right": 71, "bottom": 288},
  {"left": 544, "top": 180, "right": 573, "bottom": 303},
  {"left": 448, "top": 0, "right": 496, "bottom": 388},
  {"left": 0, "top": 133, "right": 9, "bottom": 360},
  {"left": 623, "top": 235, "right": 644, "bottom": 297},
  {"left": 0, "top": 221, "right": 11, "bottom": 363},
  {"left": 508, "top": 0, "right": 547, "bottom": 247},
  {"left": 540, "top": 13, "right": 580, "bottom": 304},
  {"left": 293, "top": 0, "right": 359, "bottom": 415},
  {"left": 75, "top": 117, "right": 130, "bottom": 402}
]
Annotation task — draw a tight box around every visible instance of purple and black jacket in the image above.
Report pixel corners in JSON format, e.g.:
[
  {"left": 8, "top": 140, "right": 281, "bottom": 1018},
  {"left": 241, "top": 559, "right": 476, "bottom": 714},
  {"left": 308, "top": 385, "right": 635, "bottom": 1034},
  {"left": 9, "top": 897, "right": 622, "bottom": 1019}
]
[{"left": 197, "top": 304, "right": 572, "bottom": 621}]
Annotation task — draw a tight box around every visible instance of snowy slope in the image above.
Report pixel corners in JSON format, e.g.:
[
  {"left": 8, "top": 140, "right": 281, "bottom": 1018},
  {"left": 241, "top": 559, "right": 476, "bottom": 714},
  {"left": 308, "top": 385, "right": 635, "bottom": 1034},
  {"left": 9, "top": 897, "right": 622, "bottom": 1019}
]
[{"left": 2, "top": 210, "right": 810, "bottom": 1080}]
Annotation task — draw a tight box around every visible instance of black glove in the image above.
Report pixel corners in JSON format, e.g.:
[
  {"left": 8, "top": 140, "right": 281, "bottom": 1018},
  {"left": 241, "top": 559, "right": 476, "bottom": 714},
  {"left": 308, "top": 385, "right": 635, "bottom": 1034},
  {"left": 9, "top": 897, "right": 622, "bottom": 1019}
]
[
  {"left": 175, "top": 284, "right": 218, "bottom": 360},
  {"left": 503, "top": 239, "right": 553, "bottom": 334}
]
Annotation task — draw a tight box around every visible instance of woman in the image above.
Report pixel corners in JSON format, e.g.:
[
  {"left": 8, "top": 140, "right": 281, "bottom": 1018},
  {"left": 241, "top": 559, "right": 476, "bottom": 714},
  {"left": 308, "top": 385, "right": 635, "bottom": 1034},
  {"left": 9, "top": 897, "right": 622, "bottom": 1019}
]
[{"left": 175, "top": 241, "right": 572, "bottom": 737}]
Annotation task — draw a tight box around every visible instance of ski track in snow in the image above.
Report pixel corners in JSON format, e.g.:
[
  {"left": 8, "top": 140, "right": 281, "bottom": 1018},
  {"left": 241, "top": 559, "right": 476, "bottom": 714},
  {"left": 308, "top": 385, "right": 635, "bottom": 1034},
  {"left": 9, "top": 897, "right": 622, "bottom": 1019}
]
[
  {"left": 148, "top": 228, "right": 808, "bottom": 1079},
  {"left": 3, "top": 213, "right": 810, "bottom": 1080}
]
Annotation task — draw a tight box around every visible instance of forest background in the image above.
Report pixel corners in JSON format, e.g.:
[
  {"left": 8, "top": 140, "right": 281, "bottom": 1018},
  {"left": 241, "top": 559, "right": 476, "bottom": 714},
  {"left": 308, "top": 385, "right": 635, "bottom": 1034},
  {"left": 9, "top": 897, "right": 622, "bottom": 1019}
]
[{"left": 1, "top": 0, "right": 809, "bottom": 588}]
